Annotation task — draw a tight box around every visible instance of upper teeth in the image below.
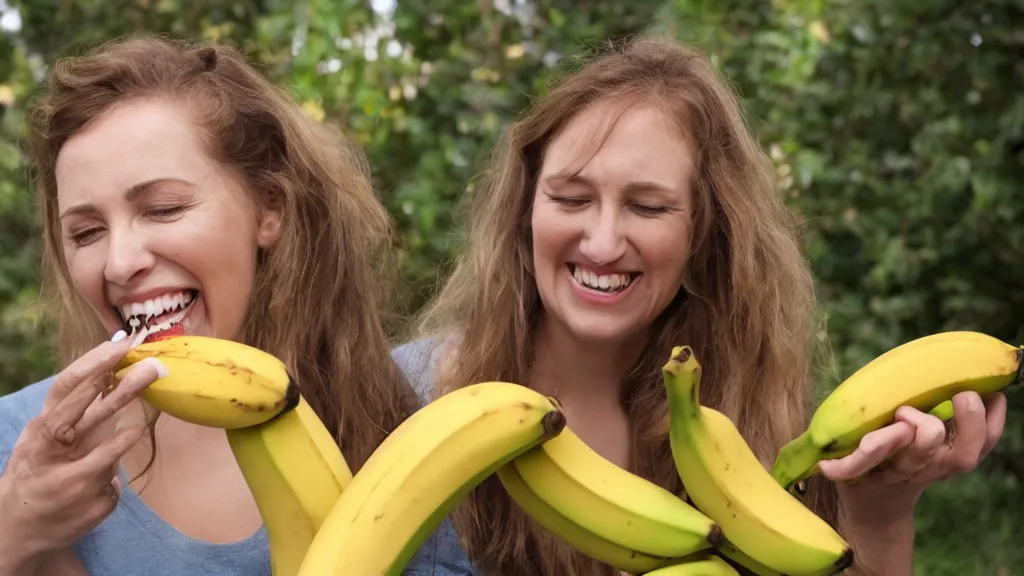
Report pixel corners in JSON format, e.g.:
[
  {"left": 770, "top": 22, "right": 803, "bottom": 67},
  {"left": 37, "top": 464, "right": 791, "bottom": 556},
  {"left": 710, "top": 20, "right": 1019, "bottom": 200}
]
[
  {"left": 120, "top": 291, "right": 192, "bottom": 322},
  {"left": 572, "top": 266, "right": 635, "bottom": 291}
]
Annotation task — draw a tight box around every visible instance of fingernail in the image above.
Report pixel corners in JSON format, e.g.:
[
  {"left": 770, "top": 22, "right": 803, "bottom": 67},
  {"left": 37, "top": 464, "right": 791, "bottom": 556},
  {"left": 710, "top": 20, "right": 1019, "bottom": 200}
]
[
  {"left": 111, "top": 330, "right": 127, "bottom": 342},
  {"left": 143, "top": 357, "right": 169, "bottom": 378}
]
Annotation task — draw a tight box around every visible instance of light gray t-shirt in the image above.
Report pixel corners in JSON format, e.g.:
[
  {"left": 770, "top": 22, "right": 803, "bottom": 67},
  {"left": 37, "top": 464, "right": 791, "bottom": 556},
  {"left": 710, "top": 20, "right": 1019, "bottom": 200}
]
[{"left": 391, "top": 338, "right": 476, "bottom": 576}]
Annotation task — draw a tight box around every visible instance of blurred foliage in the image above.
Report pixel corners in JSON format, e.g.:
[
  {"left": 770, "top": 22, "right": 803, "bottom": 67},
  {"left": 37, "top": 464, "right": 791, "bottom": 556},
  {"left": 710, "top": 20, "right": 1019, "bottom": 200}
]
[{"left": 0, "top": 0, "right": 1020, "bottom": 573}]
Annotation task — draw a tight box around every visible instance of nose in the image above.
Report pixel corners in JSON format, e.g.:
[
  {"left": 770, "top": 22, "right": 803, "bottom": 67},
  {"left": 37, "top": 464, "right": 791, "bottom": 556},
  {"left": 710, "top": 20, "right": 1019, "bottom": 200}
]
[
  {"left": 579, "top": 205, "right": 627, "bottom": 266},
  {"left": 104, "top": 225, "right": 155, "bottom": 285}
]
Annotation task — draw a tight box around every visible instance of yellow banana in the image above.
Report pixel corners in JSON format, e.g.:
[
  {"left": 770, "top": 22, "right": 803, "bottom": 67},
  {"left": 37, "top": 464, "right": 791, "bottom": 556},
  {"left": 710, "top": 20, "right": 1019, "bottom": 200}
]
[
  {"left": 715, "top": 540, "right": 785, "bottom": 576},
  {"left": 644, "top": 555, "right": 739, "bottom": 576},
  {"left": 496, "top": 462, "right": 675, "bottom": 574},
  {"left": 771, "top": 331, "right": 1022, "bottom": 491},
  {"left": 498, "top": 423, "right": 721, "bottom": 573},
  {"left": 113, "top": 335, "right": 297, "bottom": 429},
  {"left": 226, "top": 396, "right": 352, "bottom": 576},
  {"left": 663, "top": 346, "right": 853, "bottom": 576},
  {"left": 296, "top": 381, "right": 566, "bottom": 576}
]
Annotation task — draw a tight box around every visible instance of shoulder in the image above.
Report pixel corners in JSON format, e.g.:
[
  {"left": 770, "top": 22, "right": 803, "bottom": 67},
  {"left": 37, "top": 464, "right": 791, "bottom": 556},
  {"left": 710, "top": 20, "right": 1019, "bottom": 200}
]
[
  {"left": 0, "top": 377, "right": 55, "bottom": 437},
  {"left": 391, "top": 330, "right": 467, "bottom": 403},
  {"left": 0, "top": 377, "right": 54, "bottom": 419},
  {"left": 0, "top": 376, "right": 56, "bottom": 472},
  {"left": 403, "top": 518, "right": 475, "bottom": 575},
  {"left": 391, "top": 337, "right": 443, "bottom": 403}
]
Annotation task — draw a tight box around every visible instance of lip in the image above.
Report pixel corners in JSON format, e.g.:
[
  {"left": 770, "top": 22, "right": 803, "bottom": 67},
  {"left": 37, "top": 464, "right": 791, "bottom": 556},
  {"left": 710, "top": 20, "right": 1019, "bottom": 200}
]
[
  {"left": 109, "top": 286, "right": 198, "bottom": 308},
  {"left": 565, "top": 266, "right": 640, "bottom": 305}
]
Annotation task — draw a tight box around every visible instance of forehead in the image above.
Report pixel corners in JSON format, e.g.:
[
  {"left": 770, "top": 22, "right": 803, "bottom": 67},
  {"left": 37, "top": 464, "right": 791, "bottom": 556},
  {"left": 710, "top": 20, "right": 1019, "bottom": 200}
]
[
  {"left": 540, "top": 98, "right": 695, "bottom": 181},
  {"left": 54, "top": 98, "right": 211, "bottom": 206}
]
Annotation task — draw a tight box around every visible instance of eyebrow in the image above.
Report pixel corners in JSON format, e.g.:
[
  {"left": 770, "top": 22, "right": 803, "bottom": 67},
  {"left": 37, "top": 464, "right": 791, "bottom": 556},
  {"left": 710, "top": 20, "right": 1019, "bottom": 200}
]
[
  {"left": 545, "top": 173, "right": 678, "bottom": 197},
  {"left": 58, "top": 178, "right": 196, "bottom": 220}
]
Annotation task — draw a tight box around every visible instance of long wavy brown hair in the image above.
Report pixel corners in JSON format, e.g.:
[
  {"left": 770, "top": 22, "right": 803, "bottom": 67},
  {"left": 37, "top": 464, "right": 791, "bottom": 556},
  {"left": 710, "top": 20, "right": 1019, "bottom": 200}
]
[
  {"left": 413, "top": 36, "right": 845, "bottom": 575},
  {"left": 29, "top": 34, "right": 420, "bottom": 472}
]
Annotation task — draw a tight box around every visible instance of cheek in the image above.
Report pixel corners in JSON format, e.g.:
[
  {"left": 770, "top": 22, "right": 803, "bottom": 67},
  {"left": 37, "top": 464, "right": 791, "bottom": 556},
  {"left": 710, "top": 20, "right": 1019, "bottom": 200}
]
[
  {"left": 170, "top": 208, "right": 260, "bottom": 272},
  {"left": 531, "top": 207, "right": 575, "bottom": 267},
  {"left": 638, "top": 222, "right": 691, "bottom": 285},
  {"left": 64, "top": 246, "right": 112, "bottom": 318}
]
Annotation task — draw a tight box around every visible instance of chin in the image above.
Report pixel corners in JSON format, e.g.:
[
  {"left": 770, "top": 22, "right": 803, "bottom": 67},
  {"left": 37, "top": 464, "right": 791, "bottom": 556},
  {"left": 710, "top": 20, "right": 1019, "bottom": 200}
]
[{"left": 565, "top": 318, "right": 643, "bottom": 346}]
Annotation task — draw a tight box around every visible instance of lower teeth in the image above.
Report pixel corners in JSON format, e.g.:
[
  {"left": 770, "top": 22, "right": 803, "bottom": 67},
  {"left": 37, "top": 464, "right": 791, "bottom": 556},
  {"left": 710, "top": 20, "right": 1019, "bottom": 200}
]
[{"left": 127, "top": 307, "right": 190, "bottom": 344}]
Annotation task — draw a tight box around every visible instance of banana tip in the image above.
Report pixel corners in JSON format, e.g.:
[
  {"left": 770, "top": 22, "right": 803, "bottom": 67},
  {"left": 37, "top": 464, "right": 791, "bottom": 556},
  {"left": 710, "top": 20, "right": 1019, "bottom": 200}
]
[
  {"left": 833, "top": 548, "right": 854, "bottom": 573},
  {"left": 707, "top": 524, "right": 725, "bottom": 548},
  {"left": 282, "top": 374, "right": 301, "bottom": 414},
  {"left": 671, "top": 346, "right": 693, "bottom": 363},
  {"left": 541, "top": 410, "right": 567, "bottom": 438},
  {"left": 792, "top": 480, "right": 808, "bottom": 496},
  {"left": 663, "top": 346, "right": 695, "bottom": 374}
]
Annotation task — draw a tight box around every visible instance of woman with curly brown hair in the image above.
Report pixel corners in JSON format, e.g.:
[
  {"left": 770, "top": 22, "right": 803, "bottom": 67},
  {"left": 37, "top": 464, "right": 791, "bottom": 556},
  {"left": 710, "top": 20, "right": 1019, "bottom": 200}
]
[
  {"left": 394, "top": 36, "right": 1006, "bottom": 576},
  {"left": 0, "top": 35, "right": 423, "bottom": 575}
]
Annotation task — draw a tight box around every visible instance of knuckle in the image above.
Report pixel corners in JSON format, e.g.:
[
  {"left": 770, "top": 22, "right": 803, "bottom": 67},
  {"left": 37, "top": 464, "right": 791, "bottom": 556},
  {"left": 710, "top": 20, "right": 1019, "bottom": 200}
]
[
  {"left": 925, "top": 423, "right": 947, "bottom": 445},
  {"left": 44, "top": 420, "right": 75, "bottom": 445},
  {"left": 947, "top": 454, "right": 977, "bottom": 475},
  {"left": 51, "top": 371, "right": 80, "bottom": 396}
]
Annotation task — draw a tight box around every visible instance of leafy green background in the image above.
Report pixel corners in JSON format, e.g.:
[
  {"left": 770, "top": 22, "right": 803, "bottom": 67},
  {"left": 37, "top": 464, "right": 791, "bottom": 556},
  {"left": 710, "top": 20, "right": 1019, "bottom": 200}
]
[{"left": 0, "top": 0, "right": 1020, "bottom": 573}]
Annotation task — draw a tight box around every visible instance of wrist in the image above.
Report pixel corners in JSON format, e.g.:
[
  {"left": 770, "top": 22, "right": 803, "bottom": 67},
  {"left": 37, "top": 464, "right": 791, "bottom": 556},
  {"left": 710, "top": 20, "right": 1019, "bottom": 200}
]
[
  {"left": 0, "top": 543, "right": 43, "bottom": 576},
  {"left": 838, "top": 482, "right": 920, "bottom": 531},
  {"left": 0, "top": 483, "right": 43, "bottom": 576},
  {"left": 838, "top": 487, "right": 916, "bottom": 575}
]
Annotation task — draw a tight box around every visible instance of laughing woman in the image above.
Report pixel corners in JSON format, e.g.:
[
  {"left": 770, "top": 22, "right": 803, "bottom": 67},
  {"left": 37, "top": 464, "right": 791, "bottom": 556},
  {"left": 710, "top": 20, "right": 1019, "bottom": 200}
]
[
  {"left": 394, "top": 37, "right": 1007, "bottom": 575},
  {"left": 0, "top": 36, "right": 422, "bottom": 575}
]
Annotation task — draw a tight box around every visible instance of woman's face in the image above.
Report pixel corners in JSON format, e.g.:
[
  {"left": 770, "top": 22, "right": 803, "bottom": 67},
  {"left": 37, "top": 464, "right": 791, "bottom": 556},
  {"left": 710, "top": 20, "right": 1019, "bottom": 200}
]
[
  {"left": 55, "top": 97, "right": 281, "bottom": 345},
  {"left": 531, "top": 100, "right": 696, "bottom": 345}
]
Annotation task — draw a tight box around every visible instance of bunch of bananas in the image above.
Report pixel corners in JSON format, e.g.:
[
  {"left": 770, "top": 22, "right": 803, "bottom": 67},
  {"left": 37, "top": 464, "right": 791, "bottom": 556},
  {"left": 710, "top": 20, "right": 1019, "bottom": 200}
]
[{"left": 112, "top": 329, "right": 1021, "bottom": 576}]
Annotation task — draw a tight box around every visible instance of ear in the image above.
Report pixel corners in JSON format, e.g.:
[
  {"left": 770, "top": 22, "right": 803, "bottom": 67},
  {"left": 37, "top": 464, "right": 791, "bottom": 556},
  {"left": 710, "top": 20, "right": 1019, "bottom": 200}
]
[{"left": 256, "top": 206, "right": 283, "bottom": 249}]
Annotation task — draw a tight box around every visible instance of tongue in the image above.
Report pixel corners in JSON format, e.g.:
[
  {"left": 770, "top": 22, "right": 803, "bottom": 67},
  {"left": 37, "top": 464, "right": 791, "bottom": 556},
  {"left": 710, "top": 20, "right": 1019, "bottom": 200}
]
[{"left": 144, "top": 322, "right": 186, "bottom": 344}]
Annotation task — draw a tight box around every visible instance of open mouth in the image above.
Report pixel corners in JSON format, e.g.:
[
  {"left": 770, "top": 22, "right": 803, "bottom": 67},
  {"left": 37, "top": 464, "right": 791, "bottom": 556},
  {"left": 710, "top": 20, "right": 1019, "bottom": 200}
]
[
  {"left": 115, "top": 289, "right": 198, "bottom": 346},
  {"left": 567, "top": 264, "right": 641, "bottom": 294}
]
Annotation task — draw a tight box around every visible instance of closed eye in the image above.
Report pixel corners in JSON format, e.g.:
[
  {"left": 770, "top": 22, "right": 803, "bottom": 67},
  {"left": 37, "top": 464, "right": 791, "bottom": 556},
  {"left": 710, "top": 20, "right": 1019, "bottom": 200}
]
[
  {"left": 633, "top": 203, "right": 670, "bottom": 217},
  {"left": 544, "top": 193, "right": 588, "bottom": 207},
  {"left": 70, "top": 227, "right": 104, "bottom": 246},
  {"left": 147, "top": 205, "right": 189, "bottom": 219}
]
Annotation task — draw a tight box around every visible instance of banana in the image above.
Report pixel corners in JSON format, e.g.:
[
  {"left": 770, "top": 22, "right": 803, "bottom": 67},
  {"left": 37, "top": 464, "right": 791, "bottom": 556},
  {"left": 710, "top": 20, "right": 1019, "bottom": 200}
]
[
  {"left": 663, "top": 346, "right": 853, "bottom": 576},
  {"left": 716, "top": 540, "right": 784, "bottom": 576},
  {"left": 644, "top": 555, "right": 740, "bottom": 576},
  {"left": 497, "top": 423, "right": 722, "bottom": 573},
  {"left": 771, "top": 331, "right": 1022, "bottom": 491},
  {"left": 226, "top": 395, "right": 352, "bottom": 576},
  {"left": 296, "top": 381, "right": 567, "bottom": 576},
  {"left": 496, "top": 462, "right": 675, "bottom": 574},
  {"left": 787, "top": 400, "right": 959, "bottom": 493},
  {"left": 113, "top": 335, "right": 298, "bottom": 429}
]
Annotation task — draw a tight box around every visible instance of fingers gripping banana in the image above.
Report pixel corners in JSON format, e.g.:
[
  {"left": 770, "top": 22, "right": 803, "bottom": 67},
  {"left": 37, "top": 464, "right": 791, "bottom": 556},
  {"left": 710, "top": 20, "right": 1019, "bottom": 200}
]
[
  {"left": 296, "top": 382, "right": 567, "bottom": 576},
  {"left": 496, "top": 463, "right": 675, "bottom": 574},
  {"left": 503, "top": 423, "right": 722, "bottom": 562},
  {"left": 114, "top": 336, "right": 298, "bottom": 428},
  {"left": 644, "top": 555, "right": 739, "bottom": 576},
  {"left": 227, "top": 396, "right": 352, "bottom": 576},
  {"left": 663, "top": 347, "right": 853, "bottom": 576},
  {"left": 770, "top": 331, "right": 1022, "bottom": 491}
]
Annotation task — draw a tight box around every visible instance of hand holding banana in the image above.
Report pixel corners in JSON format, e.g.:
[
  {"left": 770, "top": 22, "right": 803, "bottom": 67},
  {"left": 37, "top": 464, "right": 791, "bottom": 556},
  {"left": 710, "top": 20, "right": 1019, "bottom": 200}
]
[{"left": 772, "top": 331, "right": 1017, "bottom": 493}]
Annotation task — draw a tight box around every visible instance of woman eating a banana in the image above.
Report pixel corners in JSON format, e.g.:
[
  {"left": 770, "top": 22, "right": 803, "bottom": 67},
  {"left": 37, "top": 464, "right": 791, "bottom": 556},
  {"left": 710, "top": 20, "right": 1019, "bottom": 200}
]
[
  {"left": 0, "top": 36, "right": 425, "bottom": 575},
  {"left": 393, "top": 36, "right": 1008, "bottom": 575}
]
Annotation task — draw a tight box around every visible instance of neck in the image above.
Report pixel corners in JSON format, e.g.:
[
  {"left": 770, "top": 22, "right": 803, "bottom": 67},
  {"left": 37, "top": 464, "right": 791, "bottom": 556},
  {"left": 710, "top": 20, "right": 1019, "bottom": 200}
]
[
  {"left": 119, "top": 400, "right": 233, "bottom": 480},
  {"left": 528, "top": 312, "right": 647, "bottom": 406}
]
